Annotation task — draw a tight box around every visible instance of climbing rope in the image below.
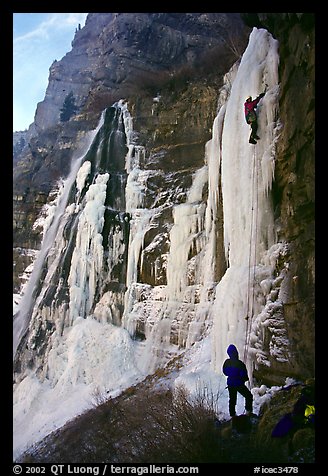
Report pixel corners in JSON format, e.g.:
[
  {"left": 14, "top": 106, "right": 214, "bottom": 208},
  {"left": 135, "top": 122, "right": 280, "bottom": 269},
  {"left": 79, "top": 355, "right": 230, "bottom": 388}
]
[{"left": 244, "top": 145, "right": 259, "bottom": 364}]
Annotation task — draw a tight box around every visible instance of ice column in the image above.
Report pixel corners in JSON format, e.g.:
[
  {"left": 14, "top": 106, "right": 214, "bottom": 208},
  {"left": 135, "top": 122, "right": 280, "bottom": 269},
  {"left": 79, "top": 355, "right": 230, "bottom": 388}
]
[
  {"left": 68, "top": 173, "right": 109, "bottom": 323},
  {"left": 212, "top": 28, "right": 280, "bottom": 372},
  {"left": 166, "top": 166, "right": 207, "bottom": 301},
  {"left": 121, "top": 104, "right": 155, "bottom": 332}
]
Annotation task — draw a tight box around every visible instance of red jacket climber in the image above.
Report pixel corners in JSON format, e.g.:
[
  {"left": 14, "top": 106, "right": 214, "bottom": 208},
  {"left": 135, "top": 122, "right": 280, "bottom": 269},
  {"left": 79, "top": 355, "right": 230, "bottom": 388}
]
[{"left": 244, "top": 92, "right": 265, "bottom": 144}]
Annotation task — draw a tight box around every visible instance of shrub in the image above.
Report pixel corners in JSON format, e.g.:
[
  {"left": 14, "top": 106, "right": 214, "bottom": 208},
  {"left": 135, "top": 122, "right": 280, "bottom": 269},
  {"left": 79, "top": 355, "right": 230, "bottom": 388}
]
[{"left": 60, "top": 92, "right": 78, "bottom": 122}]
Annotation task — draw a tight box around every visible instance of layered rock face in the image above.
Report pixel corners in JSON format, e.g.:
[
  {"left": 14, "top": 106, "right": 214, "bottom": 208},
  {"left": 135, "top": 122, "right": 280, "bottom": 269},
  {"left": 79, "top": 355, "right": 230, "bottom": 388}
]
[
  {"left": 271, "top": 14, "right": 314, "bottom": 380},
  {"left": 34, "top": 13, "right": 248, "bottom": 131}
]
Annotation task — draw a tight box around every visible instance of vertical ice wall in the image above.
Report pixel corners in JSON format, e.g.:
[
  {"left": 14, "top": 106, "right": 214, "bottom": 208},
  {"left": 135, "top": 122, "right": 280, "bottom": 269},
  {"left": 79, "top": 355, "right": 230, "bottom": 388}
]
[
  {"left": 68, "top": 172, "right": 110, "bottom": 323},
  {"left": 211, "top": 28, "right": 284, "bottom": 375}
]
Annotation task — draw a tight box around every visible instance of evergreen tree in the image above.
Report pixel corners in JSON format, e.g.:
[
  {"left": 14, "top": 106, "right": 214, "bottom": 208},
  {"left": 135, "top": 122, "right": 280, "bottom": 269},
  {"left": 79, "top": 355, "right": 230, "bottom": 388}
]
[{"left": 60, "top": 92, "right": 78, "bottom": 122}]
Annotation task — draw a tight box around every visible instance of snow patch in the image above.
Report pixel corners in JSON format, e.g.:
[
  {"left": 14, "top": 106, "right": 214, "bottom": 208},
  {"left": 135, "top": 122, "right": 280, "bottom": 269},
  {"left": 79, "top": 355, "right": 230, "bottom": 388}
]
[{"left": 13, "top": 316, "right": 144, "bottom": 460}]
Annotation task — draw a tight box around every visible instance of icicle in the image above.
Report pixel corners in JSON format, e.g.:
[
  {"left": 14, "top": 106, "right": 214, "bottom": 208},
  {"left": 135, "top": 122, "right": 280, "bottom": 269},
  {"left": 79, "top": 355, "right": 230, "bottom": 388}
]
[
  {"left": 166, "top": 166, "right": 208, "bottom": 301},
  {"left": 68, "top": 173, "right": 109, "bottom": 323}
]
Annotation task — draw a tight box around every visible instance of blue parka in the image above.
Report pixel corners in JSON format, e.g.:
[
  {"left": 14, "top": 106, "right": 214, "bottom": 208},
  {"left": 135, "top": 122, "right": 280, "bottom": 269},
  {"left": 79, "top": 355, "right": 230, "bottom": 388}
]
[{"left": 222, "top": 344, "right": 249, "bottom": 387}]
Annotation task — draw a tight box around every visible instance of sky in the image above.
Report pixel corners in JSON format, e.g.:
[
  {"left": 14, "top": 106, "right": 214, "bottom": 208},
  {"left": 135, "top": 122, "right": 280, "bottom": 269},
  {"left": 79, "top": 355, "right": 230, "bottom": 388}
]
[{"left": 13, "top": 13, "right": 88, "bottom": 132}]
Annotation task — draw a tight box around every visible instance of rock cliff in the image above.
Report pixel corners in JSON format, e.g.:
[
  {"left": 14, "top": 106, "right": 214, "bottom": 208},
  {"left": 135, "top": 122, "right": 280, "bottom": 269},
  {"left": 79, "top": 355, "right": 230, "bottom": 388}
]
[{"left": 13, "top": 12, "right": 249, "bottom": 286}]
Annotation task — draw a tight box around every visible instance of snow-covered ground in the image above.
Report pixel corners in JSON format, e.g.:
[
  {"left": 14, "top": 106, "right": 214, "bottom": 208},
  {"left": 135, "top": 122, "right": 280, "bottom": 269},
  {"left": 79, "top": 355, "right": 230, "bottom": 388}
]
[
  {"left": 13, "top": 317, "right": 287, "bottom": 460},
  {"left": 13, "top": 317, "right": 145, "bottom": 459},
  {"left": 174, "top": 335, "right": 284, "bottom": 419}
]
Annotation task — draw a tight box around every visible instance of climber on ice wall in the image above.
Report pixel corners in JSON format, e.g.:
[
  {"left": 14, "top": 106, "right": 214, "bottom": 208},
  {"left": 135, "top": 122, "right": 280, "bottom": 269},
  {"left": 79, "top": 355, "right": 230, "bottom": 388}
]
[{"left": 244, "top": 91, "right": 266, "bottom": 144}]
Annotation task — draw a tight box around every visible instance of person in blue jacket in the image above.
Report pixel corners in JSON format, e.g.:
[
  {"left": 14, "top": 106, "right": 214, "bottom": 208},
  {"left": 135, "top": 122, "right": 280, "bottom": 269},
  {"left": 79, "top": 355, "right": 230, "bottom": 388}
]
[{"left": 222, "top": 344, "right": 253, "bottom": 417}]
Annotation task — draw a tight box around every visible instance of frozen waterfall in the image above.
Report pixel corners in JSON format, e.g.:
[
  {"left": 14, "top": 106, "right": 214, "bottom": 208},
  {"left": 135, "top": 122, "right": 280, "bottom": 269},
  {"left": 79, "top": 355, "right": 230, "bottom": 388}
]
[
  {"left": 13, "top": 28, "right": 289, "bottom": 459},
  {"left": 13, "top": 115, "right": 105, "bottom": 357},
  {"left": 211, "top": 28, "right": 285, "bottom": 376}
]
